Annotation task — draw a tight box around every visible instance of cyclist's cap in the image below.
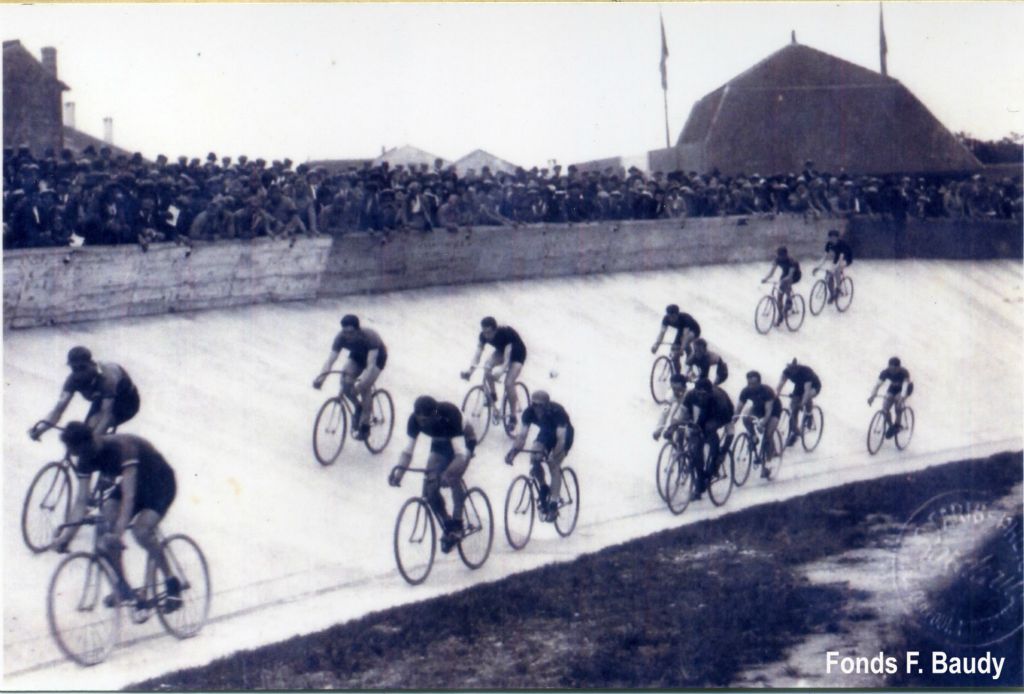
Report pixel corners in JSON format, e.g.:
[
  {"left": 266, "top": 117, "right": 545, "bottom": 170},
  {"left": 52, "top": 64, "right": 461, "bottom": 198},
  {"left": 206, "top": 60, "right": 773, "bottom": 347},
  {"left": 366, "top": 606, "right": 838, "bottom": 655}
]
[
  {"left": 828, "top": 228, "right": 840, "bottom": 237},
  {"left": 746, "top": 370, "right": 761, "bottom": 381},
  {"left": 340, "top": 314, "right": 360, "bottom": 329},
  {"left": 693, "top": 338, "right": 707, "bottom": 350},
  {"left": 480, "top": 316, "right": 497, "bottom": 330},
  {"left": 413, "top": 395, "right": 438, "bottom": 417},
  {"left": 665, "top": 304, "right": 679, "bottom": 315},
  {"left": 530, "top": 390, "right": 550, "bottom": 405},
  {"left": 776, "top": 246, "right": 788, "bottom": 256},
  {"left": 67, "top": 345, "right": 92, "bottom": 366},
  {"left": 695, "top": 378, "right": 712, "bottom": 392},
  {"left": 60, "top": 421, "right": 93, "bottom": 448},
  {"left": 889, "top": 356, "right": 901, "bottom": 368},
  {"left": 670, "top": 374, "right": 687, "bottom": 387}
]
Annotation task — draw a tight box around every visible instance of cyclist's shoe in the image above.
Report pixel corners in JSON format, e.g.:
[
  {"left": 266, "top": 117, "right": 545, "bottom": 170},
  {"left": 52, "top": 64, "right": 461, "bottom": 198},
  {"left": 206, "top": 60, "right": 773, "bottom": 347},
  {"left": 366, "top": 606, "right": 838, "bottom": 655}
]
[
  {"left": 162, "top": 576, "right": 183, "bottom": 614},
  {"left": 786, "top": 431, "right": 799, "bottom": 447},
  {"left": 827, "top": 292, "right": 836, "bottom": 304},
  {"left": 440, "top": 519, "right": 464, "bottom": 554},
  {"left": 507, "top": 415, "right": 518, "bottom": 431},
  {"left": 885, "top": 423, "right": 901, "bottom": 439},
  {"left": 760, "top": 465, "right": 772, "bottom": 479},
  {"left": 802, "top": 414, "right": 814, "bottom": 430},
  {"left": 104, "top": 580, "right": 137, "bottom": 608},
  {"left": 355, "top": 423, "right": 371, "bottom": 440},
  {"left": 541, "top": 500, "right": 559, "bottom": 522},
  {"left": 775, "top": 314, "right": 784, "bottom": 327},
  {"left": 689, "top": 488, "right": 703, "bottom": 501}
]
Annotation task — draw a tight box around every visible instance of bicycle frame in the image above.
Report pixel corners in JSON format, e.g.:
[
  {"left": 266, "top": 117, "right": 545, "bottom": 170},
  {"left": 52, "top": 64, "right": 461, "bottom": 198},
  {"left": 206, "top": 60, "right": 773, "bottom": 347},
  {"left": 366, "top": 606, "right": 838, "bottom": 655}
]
[{"left": 390, "top": 465, "right": 485, "bottom": 541}]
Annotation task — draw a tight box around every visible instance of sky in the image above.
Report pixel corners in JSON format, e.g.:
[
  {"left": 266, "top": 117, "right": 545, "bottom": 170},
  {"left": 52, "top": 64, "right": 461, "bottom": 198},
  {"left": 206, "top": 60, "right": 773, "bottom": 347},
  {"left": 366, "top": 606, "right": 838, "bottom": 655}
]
[{"left": 2, "top": 2, "right": 1022, "bottom": 168}]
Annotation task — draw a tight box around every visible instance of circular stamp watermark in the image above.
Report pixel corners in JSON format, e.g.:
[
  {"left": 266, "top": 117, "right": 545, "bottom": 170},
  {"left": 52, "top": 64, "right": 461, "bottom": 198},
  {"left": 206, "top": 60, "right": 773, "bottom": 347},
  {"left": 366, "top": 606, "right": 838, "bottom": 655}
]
[{"left": 892, "top": 489, "right": 1022, "bottom": 647}]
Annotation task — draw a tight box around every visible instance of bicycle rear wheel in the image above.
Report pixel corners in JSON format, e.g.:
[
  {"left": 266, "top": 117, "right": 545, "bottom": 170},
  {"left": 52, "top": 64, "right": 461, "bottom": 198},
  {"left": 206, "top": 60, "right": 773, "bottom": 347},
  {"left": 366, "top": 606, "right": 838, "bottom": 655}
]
[
  {"left": 458, "top": 488, "right": 493, "bottom": 569},
  {"left": 656, "top": 441, "right": 675, "bottom": 500},
  {"left": 895, "top": 407, "right": 915, "bottom": 450},
  {"left": 150, "top": 534, "right": 211, "bottom": 639},
  {"left": 554, "top": 467, "right": 580, "bottom": 537},
  {"left": 664, "top": 451, "right": 694, "bottom": 515},
  {"left": 809, "top": 279, "right": 827, "bottom": 316},
  {"left": 502, "top": 382, "right": 530, "bottom": 437},
  {"left": 461, "top": 385, "right": 492, "bottom": 445},
  {"left": 866, "top": 410, "right": 886, "bottom": 455},
  {"left": 705, "top": 443, "right": 733, "bottom": 507},
  {"left": 22, "top": 461, "right": 73, "bottom": 553},
  {"left": 835, "top": 276, "right": 854, "bottom": 312},
  {"left": 785, "top": 294, "right": 806, "bottom": 331},
  {"left": 364, "top": 389, "right": 395, "bottom": 454},
  {"left": 754, "top": 295, "right": 776, "bottom": 335},
  {"left": 47, "top": 552, "right": 121, "bottom": 666},
  {"left": 800, "top": 405, "right": 824, "bottom": 452},
  {"left": 649, "top": 356, "right": 674, "bottom": 404},
  {"left": 394, "top": 497, "right": 436, "bottom": 585},
  {"left": 731, "top": 434, "right": 753, "bottom": 487},
  {"left": 312, "top": 397, "right": 347, "bottom": 465}
]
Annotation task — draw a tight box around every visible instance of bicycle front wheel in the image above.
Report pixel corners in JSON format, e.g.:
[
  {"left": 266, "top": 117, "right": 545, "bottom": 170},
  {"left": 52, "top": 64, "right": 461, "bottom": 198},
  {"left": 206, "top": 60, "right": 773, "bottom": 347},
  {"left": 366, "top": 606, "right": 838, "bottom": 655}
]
[
  {"left": 461, "top": 385, "right": 492, "bottom": 445},
  {"left": 364, "top": 389, "right": 395, "bottom": 454},
  {"left": 785, "top": 294, "right": 806, "bottom": 332},
  {"left": 649, "top": 356, "right": 674, "bottom": 404},
  {"left": 655, "top": 441, "right": 675, "bottom": 500},
  {"left": 503, "top": 475, "right": 535, "bottom": 550},
  {"left": 664, "top": 451, "right": 694, "bottom": 515},
  {"left": 835, "top": 276, "right": 854, "bottom": 312},
  {"left": 554, "top": 467, "right": 580, "bottom": 537},
  {"left": 731, "top": 434, "right": 753, "bottom": 487},
  {"left": 754, "top": 295, "right": 776, "bottom": 335},
  {"left": 809, "top": 279, "right": 827, "bottom": 316},
  {"left": 501, "top": 382, "right": 530, "bottom": 437},
  {"left": 705, "top": 444, "right": 733, "bottom": 507},
  {"left": 48, "top": 552, "right": 121, "bottom": 666},
  {"left": 151, "top": 534, "right": 211, "bottom": 639},
  {"left": 394, "top": 497, "right": 436, "bottom": 585},
  {"left": 22, "top": 461, "right": 73, "bottom": 553},
  {"left": 312, "top": 397, "right": 348, "bottom": 465},
  {"left": 458, "top": 488, "right": 493, "bottom": 569},
  {"left": 895, "top": 407, "right": 915, "bottom": 451},
  {"left": 866, "top": 410, "right": 886, "bottom": 455},
  {"left": 800, "top": 405, "right": 825, "bottom": 452}
]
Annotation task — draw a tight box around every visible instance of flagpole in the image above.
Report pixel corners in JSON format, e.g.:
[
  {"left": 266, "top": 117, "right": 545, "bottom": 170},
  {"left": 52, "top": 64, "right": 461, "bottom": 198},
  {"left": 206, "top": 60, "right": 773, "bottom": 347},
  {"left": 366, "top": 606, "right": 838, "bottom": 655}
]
[
  {"left": 663, "top": 89, "right": 671, "bottom": 149},
  {"left": 659, "top": 10, "right": 671, "bottom": 148}
]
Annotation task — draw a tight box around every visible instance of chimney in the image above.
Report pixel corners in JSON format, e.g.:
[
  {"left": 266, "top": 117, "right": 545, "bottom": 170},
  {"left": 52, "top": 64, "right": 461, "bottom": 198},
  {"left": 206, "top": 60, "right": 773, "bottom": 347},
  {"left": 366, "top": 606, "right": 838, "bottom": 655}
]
[
  {"left": 64, "top": 102, "right": 76, "bottom": 129},
  {"left": 41, "top": 47, "right": 57, "bottom": 77},
  {"left": 103, "top": 117, "right": 114, "bottom": 145}
]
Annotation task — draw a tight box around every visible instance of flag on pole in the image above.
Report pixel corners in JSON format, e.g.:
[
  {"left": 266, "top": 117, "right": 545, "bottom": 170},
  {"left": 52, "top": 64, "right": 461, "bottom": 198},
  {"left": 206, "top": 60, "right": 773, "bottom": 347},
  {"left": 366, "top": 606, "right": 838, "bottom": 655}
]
[
  {"left": 879, "top": 2, "right": 888, "bottom": 76},
  {"left": 660, "top": 12, "right": 669, "bottom": 91}
]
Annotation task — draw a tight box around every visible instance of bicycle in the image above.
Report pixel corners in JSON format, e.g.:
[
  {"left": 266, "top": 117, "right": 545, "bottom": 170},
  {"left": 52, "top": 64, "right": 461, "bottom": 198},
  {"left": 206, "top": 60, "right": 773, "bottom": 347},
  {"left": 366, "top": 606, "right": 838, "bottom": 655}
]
[
  {"left": 503, "top": 449, "right": 580, "bottom": 549},
  {"left": 460, "top": 369, "right": 529, "bottom": 444},
  {"left": 808, "top": 268, "right": 855, "bottom": 316},
  {"left": 312, "top": 371, "right": 395, "bottom": 465},
  {"left": 778, "top": 395, "right": 825, "bottom": 453},
  {"left": 46, "top": 492, "right": 211, "bottom": 666},
  {"left": 391, "top": 466, "right": 493, "bottom": 585},
  {"left": 731, "top": 414, "right": 785, "bottom": 485},
  {"left": 662, "top": 423, "right": 734, "bottom": 514},
  {"left": 754, "top": 281, "right": 806, "bottom": 335},
  {"left": 866, "top": 399, "right": 915, "bottom": 455}
]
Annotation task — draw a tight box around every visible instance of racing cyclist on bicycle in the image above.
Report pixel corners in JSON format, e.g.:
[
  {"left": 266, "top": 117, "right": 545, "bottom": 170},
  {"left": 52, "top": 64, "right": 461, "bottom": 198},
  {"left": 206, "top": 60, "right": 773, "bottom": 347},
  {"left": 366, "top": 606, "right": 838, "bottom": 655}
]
[
  {"left": 761, "top": 247, "right": 802, "bottom": 326},
  {"left": 29, "top": 346, "right": 141, "bottom": 440},
  {"left": 462, "top": 317, "right": 527, "bottom": 430},
  {"left": 679, "top": 378, "right": 734, "bottom": 500},
  {"left": 650, "top": 304, "right": 701, "bottom": 375},
  {"left": 506, "top": 390, "right": 574, "bottom": 522},
  {"left": 653, "top": 373, "right": 688, "bottom": 441},
  {"left": 313, "top": 314, "right": 387, "bottom": 441},
  {"left": 736, "top": 370, "right": 783, "bottom": 477},
  {"left": 54, "top": 422, "right": 181, "bottom": 611},
  {"left": 389, "top": 396, "right": 478, "bottom": 553},
  {"left": 813, "top": 229, "right": 853, "bottom": 303},
  {"left": 868, "top": 357, "right": 914, "bottom": 438},
  {"left": 684, "top": 338, "right": 729, "bottom": 386},
  {"left": 776, "top": 359, "right": 821, "bottom": 447}
]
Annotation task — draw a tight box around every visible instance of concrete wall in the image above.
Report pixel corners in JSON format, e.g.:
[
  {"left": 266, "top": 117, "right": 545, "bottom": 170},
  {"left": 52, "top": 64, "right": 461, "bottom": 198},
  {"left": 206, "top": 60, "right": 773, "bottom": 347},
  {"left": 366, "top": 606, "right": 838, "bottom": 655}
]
[
  {"left": 848, "top": 217, "right": 1023, "bottom": 261},
  {"left": 3, "top": 237, "right": 333, "bottom": 328}
]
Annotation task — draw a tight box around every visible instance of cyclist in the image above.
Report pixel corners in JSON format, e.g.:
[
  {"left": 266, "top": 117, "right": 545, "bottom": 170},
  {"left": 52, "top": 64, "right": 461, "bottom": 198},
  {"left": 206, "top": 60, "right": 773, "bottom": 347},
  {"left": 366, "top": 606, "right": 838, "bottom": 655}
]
[
  {"left": 679, "top": 378, "right": 734, "bottom": 499},
  {"left": 761, "top": 247, "right": 802, "bottom": 326},
  {"left": 389, "top": 395, "right": 478, "bottom": 553},
  {"left": 53, "top": 422, "right": 181, "bottom": 611},
  {"left": 776, "top": 358, "right": 821, "bottom": 447},
  {"left": 313, "top": 314, "right": 387, "bottom": 441},
  {"left": 29, "top": 346, "right": 141, "bottom": 440},
  {"left": 684, "top": 338, "right": 729, "bottom": 386},
  {"left": 868, "top": 356, "right": 914, "bottom": 438},
  {"left": 736, "top": 370, "right": 783, "bottom": 477},
  {"left": 650, "top": 304, "right": 701, "bottom": 375},
  {"left": 813, "top": 229, "right": 854, "bottom": 303},
  {"left": 505, "top": 390, "right": 574, "bottom": 522},
  {"left": 653, "top": 373, "right": 688, "bottom": 441},
  {"left": 461, "top": 317, "right": 527, "bottom": 429}
]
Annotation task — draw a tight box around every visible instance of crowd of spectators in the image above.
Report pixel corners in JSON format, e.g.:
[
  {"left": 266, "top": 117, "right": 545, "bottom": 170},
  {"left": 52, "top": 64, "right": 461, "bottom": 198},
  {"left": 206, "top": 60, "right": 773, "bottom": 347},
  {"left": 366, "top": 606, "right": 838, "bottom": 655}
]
[{"left": 3, "top": 144, "right": 1022, "bottom": 250}]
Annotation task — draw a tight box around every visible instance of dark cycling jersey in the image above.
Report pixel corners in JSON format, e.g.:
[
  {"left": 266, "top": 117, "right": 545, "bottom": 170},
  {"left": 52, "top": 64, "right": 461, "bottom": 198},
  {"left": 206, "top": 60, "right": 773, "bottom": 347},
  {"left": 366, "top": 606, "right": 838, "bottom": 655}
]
[
  {"left": 522, "top": 401, "right": 575, "bottom": 452},
  {"left": 479, "top": 326, "right": 527, "bottom": 364},
  {"left": 739, "top": 384, "right": 782, "bottom": 418},
  {"left": 783, "top": 364, "right": 821, "bottom": 395},
  {"left": 407, "top": 402, "right": 475, "bottom": 456},
  {"left": 74, "top": 434, "right": 176, "bottom": 516},
  {"left": 63, "top": 362, "right": 140, "bottom": 428},
  {"left": 332, "top": 328, "right": 388, "bottom": 370},
  {"left": 825, "top": 239, "right": 854, "bottom": 265},
  {"left": 683, "top": 387, "right": 734, "bottom": 429},
  {"left": 686, "top": 351, "right": 729, "bottom": 385},
  {"left": 662, "top": 312, "right": 701, "bottom": 344},
  {"left": 879, "top": 366, "right": 911, "bottom": 394},
  {"left": 777, "top": 257, "right": 802, "bottom": 283}
]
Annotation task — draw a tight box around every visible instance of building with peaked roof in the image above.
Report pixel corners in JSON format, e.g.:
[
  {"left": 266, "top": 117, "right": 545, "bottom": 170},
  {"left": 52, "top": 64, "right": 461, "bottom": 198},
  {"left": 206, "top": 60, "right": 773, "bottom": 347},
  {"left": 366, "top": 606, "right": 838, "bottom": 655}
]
[
  {"left": 453, "top": 149, "right": 519, "bottom": 175},
  {"left": 3, "top": 40, "right": 69, "bottom": 155},
  {"left": 373, "top": 144, "right": 447, "bottom": 169},
  {"left": 651, "top": 40, "right": 981, "bottom": 176}
]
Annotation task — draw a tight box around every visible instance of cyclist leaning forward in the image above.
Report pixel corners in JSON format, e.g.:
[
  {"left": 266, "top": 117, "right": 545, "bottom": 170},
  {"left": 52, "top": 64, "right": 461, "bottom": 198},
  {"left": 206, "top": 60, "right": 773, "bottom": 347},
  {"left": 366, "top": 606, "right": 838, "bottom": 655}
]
[
  {"left": 761, "top": 247, "right": 802, "bottom": 326},
  {"left": 462, "top": 317, "right": 527, "bottom": 429},
  {"left": 868, "top": 357, "right": 914, "bottom": 438},
  {"left": 389, "top": 396, "right": 478, "bottom": 553},
  {"left": 651, "top": 304, "right": 701, "bottom": 375},
  {"left": 685, "top": 338, "right": 728, "bottom": 385},
  {"left": 776, "top": 359, "right": 822, "bottom": 447},
  {"left": 313, "top": 314, "right": 387, "bottom": 441},
  {"left": 53, "top": 422, "right": 181, "bottom": 610},
  {"left": 736, "top": 370, "right": 783, "bottom": 477},
  {"left": 506, "top": 390, "right": 574, "bottom": 522},
  {"left": 679, "top": 378, "right": 735, "bottom": 500},
  {"left": 813, "top": 229, "right": 854, "bottom": 304}
]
